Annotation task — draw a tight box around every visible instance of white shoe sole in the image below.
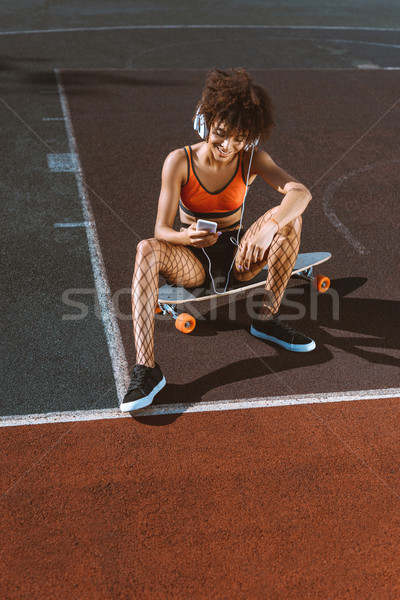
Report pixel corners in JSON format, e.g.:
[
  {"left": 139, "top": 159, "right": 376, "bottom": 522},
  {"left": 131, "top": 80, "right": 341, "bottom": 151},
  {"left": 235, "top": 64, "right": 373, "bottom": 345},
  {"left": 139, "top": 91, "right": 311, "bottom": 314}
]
[
  {"left": 120, "top": 376, "right": 166, "bottom": 412},
  {"left": 250, "top": 325, "right": 316, "bottom": 352}
]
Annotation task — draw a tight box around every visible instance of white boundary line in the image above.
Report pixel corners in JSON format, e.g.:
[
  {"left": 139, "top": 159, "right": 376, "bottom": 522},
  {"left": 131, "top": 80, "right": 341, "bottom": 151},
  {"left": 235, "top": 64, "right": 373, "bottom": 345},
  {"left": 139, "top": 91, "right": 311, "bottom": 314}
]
[
  {"left": 0, "top": 25, "right": 399, "bottom": 36},
  {"left": 54, "top": 222, "right": 90, "bottom": 227},
  {"left": 321, "top": 38, "right": 400, "bottom": 50},
  {"left": 55, "top": 68, "right": 129, "bottom": 402},
  {"left": 1, "top": 388, "right": 399, "bottom": 427}
]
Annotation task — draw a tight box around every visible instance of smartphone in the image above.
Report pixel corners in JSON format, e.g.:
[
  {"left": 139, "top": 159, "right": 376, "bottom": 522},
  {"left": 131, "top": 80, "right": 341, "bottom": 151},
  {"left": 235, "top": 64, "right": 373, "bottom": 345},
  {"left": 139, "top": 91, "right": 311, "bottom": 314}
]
[{"left": 196, "top": 219, "right": 218, "bottom": 233}]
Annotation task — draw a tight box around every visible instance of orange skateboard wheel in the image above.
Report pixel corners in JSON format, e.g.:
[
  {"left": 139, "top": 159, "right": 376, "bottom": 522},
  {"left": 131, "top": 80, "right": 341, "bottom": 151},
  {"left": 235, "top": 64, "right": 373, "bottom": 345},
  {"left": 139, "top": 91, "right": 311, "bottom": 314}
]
[
  {"left": 175, "top": 313, "right": 196, "bottom": 334},
  {"left": 315, "top": 275, "right": 330, "bottom": 293},
  {"left": 155, "top": 306, "right": 163, "bottom": 314}
]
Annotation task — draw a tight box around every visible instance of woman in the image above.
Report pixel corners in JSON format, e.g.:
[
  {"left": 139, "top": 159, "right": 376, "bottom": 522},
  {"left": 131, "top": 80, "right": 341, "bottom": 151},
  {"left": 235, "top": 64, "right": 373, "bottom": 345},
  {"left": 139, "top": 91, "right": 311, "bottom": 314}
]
[{"left": 121, "top": 68, "right": 314, "bottom": 412}]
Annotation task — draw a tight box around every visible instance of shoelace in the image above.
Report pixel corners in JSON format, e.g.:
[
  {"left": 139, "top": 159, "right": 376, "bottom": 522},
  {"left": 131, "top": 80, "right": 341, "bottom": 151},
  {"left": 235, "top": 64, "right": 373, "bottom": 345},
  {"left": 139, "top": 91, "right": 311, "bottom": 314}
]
[
  {"left": 274, "top": 319, "right": 298, "bottom": 335},
  {"left": 127, "top": 365, "right": 152, "bottom": 392},
  {"left": 273, "top": 318, "right": 309, "bottom": 342},
  {"left": 258, "top": 317, "right": 300, "bottom": 340}
]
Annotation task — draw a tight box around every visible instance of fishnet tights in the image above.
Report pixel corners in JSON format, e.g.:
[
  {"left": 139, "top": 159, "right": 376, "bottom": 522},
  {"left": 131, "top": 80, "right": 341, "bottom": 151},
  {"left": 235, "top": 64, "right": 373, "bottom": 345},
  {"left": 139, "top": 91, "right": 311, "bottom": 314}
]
[
  {"left": 234, "top": 209, "right": 302, "bottom": 318},
  {"left": 132, "top": 212, "right": 301, "bottom": 365},
  {"left": 132, "top": 239, "right": 206, "bottom": 367}
]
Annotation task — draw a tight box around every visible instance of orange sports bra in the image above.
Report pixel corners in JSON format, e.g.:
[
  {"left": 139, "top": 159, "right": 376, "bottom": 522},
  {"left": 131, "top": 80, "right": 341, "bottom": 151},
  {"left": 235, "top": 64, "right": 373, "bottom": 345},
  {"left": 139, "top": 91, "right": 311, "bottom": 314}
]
[{"left": 180, "top": 145, "right": 248, "bottom": 218}]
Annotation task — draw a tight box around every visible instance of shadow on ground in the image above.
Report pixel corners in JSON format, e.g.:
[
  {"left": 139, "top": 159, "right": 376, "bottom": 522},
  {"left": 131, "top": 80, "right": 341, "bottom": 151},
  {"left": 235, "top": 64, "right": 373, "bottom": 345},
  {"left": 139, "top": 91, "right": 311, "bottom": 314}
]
[{"left": 132, "top": 277, "right": 399, "bottom": 426}]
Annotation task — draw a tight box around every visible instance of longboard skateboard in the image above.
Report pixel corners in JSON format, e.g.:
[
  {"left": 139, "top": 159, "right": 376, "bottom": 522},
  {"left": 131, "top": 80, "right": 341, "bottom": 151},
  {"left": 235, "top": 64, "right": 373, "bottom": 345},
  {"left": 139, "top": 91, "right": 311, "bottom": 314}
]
[{"left": 158, "top": 251, "right": 331, "bottom": 333}]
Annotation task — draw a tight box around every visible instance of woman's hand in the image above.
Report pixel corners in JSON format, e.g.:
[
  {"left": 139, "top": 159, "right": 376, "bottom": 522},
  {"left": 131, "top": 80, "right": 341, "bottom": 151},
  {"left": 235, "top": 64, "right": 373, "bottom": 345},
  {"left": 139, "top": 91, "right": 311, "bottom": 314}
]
[
  {"left": 236, "top": 223, "right": 277, "bottom": 271},
  {"left": 181, "top": 223, "right": 220, "bottom": 248}
]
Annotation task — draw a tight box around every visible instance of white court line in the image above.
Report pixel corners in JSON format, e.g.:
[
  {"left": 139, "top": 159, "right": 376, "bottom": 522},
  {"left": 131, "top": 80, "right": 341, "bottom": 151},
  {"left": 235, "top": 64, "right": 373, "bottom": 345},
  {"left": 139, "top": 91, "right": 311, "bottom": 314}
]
[
  {"left": 54, "top": 222, "right": 90, "bottom": 227},
  {"left": 42, "top": 117, "right": 65, "bottom": 121},
  {"left": 1, "top": 388, "right": 399, "bottom": 427},
  {"left": 320, "top": 38, "right": 400, "bottom": 50},
  {"left": 0, "top": 25, "right": 399, "bottom": 36},
  {"left": 55, "top": 69, "right": 129, "bottom": 402},
  {"left": 47, "top": 152, "right": 78, "bottom": 172},
  {"left": 126, "top": 36, "right": 400, "bottom": 65}
]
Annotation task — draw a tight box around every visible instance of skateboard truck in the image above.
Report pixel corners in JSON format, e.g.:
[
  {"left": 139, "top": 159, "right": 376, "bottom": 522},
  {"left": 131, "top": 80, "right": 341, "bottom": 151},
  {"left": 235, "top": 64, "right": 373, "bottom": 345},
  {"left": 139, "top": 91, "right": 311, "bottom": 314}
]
[
  {"left": 156, "top": 302, "right": 196, "bottom": 334},
  {"left": 295, "top": 266, "right": 330, "bottom": 292}
]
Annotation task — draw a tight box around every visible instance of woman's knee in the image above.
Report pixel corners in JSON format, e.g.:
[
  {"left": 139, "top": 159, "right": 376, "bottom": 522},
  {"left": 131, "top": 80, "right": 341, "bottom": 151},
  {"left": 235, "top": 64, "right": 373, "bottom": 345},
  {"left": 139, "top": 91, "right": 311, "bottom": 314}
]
[
  {"left": 292, "top": 215, "right": 302, "bottom": 234},
  {"left": 136, "top": 238, "right": 161, "bottom": 259},
  {"left": 134, "top": 238, "right": 163, "bottom": 271},
  {"left": 282, "top": 215, "right": 302, "bottom": 236}
]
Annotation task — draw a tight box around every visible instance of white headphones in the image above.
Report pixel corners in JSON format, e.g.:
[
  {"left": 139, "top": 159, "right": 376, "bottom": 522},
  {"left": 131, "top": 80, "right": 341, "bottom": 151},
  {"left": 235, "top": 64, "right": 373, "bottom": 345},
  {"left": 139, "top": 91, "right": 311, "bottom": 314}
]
[
  {"left": 194, "top": 108, "right": 259, "bottom": 151},
  {"left": 193, "top": 109, "right": 209, "bottom": 141}
]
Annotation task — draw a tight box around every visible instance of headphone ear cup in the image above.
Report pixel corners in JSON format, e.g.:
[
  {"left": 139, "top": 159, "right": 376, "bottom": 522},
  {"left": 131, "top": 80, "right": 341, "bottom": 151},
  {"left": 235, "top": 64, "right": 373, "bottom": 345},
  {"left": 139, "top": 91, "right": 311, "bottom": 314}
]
[{"left": 194, "top": 111, "right": 209, "bottom": 140}]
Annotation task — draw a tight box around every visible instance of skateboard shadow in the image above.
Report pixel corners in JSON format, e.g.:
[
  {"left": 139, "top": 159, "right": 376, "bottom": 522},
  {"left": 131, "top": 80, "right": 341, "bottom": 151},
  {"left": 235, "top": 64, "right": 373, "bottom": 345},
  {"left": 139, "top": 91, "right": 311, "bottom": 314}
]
[{"left": 133, "top": 277, "right": 400, "bottom": 426}]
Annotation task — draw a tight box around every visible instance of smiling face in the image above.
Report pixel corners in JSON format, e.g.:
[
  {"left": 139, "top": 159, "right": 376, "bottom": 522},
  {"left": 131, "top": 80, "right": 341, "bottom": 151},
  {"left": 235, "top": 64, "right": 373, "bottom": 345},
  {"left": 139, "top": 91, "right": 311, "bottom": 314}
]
[{"left": 208, "top": 122, "right": 247, "bottom": 161}]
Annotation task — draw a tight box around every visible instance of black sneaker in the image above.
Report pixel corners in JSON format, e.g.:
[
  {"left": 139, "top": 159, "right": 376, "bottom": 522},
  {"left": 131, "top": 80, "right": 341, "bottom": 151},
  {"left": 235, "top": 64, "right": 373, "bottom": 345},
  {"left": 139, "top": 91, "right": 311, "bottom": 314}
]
[
  {"left": 250, "top": 314, "right": 316, "bottom": 352},
  {"left": 120, "top": 363, "right": 166, "bottom": 412}
]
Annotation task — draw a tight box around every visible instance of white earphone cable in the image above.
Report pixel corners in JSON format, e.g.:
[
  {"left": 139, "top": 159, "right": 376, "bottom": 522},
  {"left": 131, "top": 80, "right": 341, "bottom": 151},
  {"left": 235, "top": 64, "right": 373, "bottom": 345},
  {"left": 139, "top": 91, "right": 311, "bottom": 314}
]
[{"left": 202, "top": 144, "right": 255, "bottom": 295}]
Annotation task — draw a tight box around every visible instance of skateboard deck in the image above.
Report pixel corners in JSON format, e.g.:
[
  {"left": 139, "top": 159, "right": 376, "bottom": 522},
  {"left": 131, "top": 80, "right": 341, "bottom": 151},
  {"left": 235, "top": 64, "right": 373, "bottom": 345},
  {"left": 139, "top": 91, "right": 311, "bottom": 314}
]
[{"left": 159, "top": 252, "right": 331, "bottom": 304}]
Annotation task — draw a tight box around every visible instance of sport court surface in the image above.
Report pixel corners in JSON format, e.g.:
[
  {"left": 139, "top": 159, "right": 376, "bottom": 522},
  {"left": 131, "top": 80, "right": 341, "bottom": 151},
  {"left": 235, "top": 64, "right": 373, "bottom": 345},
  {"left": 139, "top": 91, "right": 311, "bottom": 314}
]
[{"left": 1, "top": 3, "right": 400, "bottom": 598}]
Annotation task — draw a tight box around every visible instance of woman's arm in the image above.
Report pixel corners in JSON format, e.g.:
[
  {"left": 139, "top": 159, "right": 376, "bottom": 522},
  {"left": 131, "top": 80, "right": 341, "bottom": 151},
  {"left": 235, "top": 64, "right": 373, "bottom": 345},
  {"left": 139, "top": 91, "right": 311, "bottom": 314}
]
[
  {"left": 236, "top": 150, "right": 312, "bottom": 270},
  {"left": 251, "top": 150, "right": 312, "bottom": 228},
  {"left": 154, "top": 149, "right": 188, "bottom": 245},
  {"left": 154, "top": 149, "right": 219, "bottom": 248},
  {"left": 252, "top": 149, "right": 312, "bottom": 229}
]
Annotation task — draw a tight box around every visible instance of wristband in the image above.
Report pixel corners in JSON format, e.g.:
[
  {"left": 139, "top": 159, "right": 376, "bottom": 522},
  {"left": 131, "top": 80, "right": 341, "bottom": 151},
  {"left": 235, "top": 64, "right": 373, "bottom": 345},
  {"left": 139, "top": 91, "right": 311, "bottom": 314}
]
[{"left": 271, "top": 218, "right": 280, "bottom": 233}]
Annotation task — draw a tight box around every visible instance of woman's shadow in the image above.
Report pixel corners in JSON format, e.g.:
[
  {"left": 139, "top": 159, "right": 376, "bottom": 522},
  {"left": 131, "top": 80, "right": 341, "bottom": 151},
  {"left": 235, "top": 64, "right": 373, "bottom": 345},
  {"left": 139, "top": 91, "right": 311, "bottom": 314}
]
[{"left": 133, "top": 276, "right": 400, "bottom": 425}]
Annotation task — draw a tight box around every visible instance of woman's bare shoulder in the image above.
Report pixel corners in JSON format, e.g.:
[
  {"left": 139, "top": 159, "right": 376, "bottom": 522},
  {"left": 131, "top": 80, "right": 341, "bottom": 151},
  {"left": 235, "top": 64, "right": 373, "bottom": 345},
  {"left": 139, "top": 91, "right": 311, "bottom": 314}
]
[
  {"left": 164, "top": 147, "right": 187, "bottom": 165},
  {"left": 161, "top": 147, "right": 189, "bottom": 185}
]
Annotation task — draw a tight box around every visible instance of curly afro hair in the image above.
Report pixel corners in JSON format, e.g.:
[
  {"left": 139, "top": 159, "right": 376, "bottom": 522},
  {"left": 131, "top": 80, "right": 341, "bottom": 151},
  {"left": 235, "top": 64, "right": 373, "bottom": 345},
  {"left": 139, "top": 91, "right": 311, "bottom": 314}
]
[{"left": 195, "top": 67, "right": 275, "bottom": 146}]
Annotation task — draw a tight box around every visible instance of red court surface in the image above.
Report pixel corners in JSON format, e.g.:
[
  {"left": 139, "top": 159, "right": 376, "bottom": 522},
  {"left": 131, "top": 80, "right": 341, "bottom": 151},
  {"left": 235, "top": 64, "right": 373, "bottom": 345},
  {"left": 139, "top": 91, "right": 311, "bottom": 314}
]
[{"left": 2, "top": 398, "right": 400, "bottom": 598}]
